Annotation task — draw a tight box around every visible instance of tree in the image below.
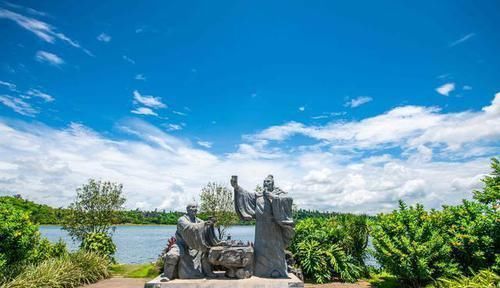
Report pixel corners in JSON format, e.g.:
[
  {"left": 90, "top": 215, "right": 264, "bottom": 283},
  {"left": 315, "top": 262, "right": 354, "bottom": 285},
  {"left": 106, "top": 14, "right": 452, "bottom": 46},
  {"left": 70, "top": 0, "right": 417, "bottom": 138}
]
[
  {"left": 199, "top": 182, "right": 238, "bottom": 239},
  {"left": 62, "top": 179, "right": 125, "bottom": 242},
  {"left": 473, "top": 157, "right": 500, "bottom": 206}
]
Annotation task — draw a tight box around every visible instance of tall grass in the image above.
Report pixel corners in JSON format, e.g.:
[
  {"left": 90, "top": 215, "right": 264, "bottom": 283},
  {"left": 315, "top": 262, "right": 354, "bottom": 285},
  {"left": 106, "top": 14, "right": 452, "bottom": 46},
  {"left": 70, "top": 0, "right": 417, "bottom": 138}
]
[{"left": 0, "top": 252, "right": 110, "bottom": 288}]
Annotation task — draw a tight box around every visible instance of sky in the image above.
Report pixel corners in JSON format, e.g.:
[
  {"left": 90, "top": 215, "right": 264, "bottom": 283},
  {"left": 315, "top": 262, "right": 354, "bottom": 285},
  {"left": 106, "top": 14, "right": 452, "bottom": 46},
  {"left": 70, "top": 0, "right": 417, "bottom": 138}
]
[{"left": 0, "top": 0, "right": 499, "bottom": 214}]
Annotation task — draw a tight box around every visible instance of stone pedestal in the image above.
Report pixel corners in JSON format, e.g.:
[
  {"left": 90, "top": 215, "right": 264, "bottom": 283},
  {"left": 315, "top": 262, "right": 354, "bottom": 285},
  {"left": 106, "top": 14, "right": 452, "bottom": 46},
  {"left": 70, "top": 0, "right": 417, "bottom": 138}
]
[{"left": 144, "top": 273, "right": 303, "bottom": 288}]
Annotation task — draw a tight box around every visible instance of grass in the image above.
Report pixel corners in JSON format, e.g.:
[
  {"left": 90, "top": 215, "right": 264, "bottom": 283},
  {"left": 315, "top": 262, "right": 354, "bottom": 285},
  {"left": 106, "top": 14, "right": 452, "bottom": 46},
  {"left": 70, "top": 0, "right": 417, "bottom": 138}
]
[
  {"left": 110, "top": 263, "right": 158, "bottom": 279},
  {"left": 365, "top": 271, "right": 399, "bottom": 288}
]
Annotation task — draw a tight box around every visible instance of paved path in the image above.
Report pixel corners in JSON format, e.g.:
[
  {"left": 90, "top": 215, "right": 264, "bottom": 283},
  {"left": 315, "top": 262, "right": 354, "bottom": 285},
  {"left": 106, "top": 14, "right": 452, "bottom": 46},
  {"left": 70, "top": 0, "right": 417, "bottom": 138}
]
[
  {"left": 83, "top": 277, "right": 371, "bottom": 288},
  {"left": 82, "top": 278, "right": 148, "bottom": 288}
]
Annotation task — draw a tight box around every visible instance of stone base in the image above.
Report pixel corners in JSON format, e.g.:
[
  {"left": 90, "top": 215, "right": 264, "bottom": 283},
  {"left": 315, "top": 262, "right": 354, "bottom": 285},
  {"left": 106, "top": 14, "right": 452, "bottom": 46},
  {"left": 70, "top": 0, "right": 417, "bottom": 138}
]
[{"left": 144, "top": 272, "right": 303, "bottom": 288}]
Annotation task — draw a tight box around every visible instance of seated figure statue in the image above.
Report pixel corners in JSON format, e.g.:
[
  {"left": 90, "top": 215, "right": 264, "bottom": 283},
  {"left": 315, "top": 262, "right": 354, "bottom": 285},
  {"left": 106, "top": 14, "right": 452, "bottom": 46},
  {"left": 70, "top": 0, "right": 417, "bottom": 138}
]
[{"left": 161, "top": 203, "right": 219, "bottom": 281}]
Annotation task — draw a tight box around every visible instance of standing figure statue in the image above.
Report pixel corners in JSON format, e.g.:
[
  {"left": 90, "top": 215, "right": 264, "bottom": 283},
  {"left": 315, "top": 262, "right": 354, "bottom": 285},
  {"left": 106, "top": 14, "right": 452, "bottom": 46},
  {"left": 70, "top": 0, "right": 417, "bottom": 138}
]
[
  {"left": 231, "top": 175, "right": 295, "bottom": 278},
  {"left": 162, "top": 203, "right": 219, "bottom": 281}
]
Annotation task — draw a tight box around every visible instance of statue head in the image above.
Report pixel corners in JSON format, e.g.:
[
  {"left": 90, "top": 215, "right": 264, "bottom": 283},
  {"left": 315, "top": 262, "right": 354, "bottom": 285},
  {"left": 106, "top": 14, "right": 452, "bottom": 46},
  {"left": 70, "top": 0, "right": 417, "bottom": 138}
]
[
  {"left": 263, "top": 175, "right": 274, "bottom": 192},
  {"left": 186, "top": 202, "right": 198, "bottom": 217}
]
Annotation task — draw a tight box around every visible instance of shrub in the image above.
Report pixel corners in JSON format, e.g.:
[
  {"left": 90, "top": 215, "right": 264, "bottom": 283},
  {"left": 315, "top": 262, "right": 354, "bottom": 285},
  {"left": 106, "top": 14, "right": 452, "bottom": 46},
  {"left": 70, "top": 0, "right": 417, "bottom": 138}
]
[
  {"left": 1, "top": 252, "right": 110, "bottom": 288},
  {"left": 439, "top": 200, "right": 498, "bottom": 275},
  {"left": 0, "top": 203, "right": 40, "bottom": 278},
  {"left": 429, "top": 269, "right": 500, "bottom": 288},
  {"left": 81, "top": 232, "right": 116, "bottom": 262},
  {"left": 291, "top": 215, "right": 368, "bottom": 283},
  {"left": 371, "top": 201, "right": 458, "bottom": 287}
]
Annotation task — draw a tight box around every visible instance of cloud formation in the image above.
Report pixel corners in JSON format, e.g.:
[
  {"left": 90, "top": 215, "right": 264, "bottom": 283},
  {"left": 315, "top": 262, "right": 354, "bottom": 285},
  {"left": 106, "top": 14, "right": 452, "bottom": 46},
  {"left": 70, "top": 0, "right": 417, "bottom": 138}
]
[
  {"left": 0, "top": 94, "right": 498, "bottom": 213},
  {"left": 35, "top": 50, "right": 64, "bottom": 66},
  {"left": 97, "top": 33, "right": 111, "bottom": 42},
  {"left": 0, "top": 95, "right": 37, "bottom": 116},
  {"left": 345, "top": 96, "right": 372, "bottom": 108},
  {"left": 436, "top": 82, "right": 455, "bottom": 96},
  {"left": 0, "top": 7, "right": 91, "bottom": 55},
  {"left": 449, "top": 33, "right": 475, "bottom": 47},
  {"left": 131, "top": 107, "right": 158, "bottom": 116}
]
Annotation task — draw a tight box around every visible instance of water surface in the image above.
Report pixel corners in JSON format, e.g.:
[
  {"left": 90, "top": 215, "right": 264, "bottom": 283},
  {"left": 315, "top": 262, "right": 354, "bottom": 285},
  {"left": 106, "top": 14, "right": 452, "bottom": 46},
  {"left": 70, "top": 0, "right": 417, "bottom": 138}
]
[{"left": 40, "top": 225, "right": 254, "bottom": 264}]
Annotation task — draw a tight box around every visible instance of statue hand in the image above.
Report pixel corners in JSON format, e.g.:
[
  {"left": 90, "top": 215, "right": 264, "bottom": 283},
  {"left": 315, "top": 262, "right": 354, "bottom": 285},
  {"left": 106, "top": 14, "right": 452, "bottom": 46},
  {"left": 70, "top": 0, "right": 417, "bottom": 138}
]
[{"left": 230, "top": 175, "right": 238, "bottom": 188}]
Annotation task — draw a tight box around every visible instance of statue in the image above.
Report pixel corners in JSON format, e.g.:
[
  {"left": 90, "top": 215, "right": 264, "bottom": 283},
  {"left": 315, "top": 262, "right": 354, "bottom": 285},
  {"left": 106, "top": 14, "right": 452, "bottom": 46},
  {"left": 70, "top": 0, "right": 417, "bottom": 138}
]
[
  {"left": 161, "top": 203, "right": 219, "bottom": 281},
  {"left": 231, "top": 175, "right": 295, "bottom": 278}
]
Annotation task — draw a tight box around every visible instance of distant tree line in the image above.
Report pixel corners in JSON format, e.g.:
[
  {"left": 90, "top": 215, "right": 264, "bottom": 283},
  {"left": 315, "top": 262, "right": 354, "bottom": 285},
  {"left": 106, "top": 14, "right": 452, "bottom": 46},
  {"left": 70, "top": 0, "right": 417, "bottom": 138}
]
[{"left": 0, "top": 195, "right": 338, "bottom": 225}]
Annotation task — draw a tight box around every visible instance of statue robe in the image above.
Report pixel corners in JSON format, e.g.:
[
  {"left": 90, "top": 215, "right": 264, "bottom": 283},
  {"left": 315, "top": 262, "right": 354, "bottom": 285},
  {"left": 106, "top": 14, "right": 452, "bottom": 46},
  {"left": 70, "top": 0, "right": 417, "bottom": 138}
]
[
  {"left": 175, "top": 215, "right": 217, "bottom": 278},
  {"left": 234, "top": 185, "right": 294, "bottom": 278}
]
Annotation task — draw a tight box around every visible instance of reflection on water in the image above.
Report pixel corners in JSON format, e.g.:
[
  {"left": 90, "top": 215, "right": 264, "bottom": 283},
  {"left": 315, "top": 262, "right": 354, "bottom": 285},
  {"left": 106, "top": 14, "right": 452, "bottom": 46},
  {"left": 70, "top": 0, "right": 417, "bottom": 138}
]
[{"left": 40, "top": 225, "right": 255, "bottom": 264}]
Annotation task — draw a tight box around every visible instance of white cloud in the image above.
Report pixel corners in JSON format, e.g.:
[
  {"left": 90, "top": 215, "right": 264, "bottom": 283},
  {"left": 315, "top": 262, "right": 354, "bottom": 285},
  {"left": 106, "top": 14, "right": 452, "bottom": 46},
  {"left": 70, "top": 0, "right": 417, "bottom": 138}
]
[
  {"left": 172, "top": 111, "right": 187, "bottom": 116},
  {"left": 131, "top": 107, "right": 157, "bottom": 116},
  {"left": 298, "top": 106, "right": 305, "bottom": 112},
  {"left": 197, "top": 141, "right": 213, "bottom": 148},
  {"left": 26, "top": 89, "right": 54, "bottom": 102},
  {"left": 436, "top": 82, "right": 455, "bottom": 96},
  {"left": 133, "top": 90, "right": 166, "bottom": 109},
  {"left": 0, "top": 8, "right": 91, "bottom": 55},
  {"left": 123, "top": 55, "right": 135, "bottom": 64},
  {"left": 0, "top": 95, "right": 37, "bottom": 116},
  {"left": 166, "top": 124, "right": 182, "bottom": 131},
  {"left": 35, "top": 50, "right": 64, "bottom": 66},
  {"left": 135, "top": 74, "right": 146, "bottom": 81},
  {"left": 449, "top": 33, "right": 475, "bottom": 47},
  {"left": 0, "top": 94, "right": 498, "bottom": 213},
  {"left": 345, "top": 96, "right": 372, "bottom": 108},
  {"left": 0, "top": 80, "right": 17, "bottom": 91},
  {"left": 463, "top": 85, "right": 472, "bottom": 91},
  {"left": 97, "top": 33, "right": 111, "bottom": 42},
  {"left": 249, "top": 93, "right": 500, "bottom": 153}
]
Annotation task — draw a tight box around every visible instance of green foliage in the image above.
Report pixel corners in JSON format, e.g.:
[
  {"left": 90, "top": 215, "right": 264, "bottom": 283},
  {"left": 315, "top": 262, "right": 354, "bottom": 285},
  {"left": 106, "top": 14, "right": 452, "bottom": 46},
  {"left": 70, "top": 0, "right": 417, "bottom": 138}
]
[
  {"left": 0, "top": 196, "right": 67, "bottom": 225},
  {"left": 0, "top": 203, "right": 40, "bottom": 277},
  {"left": 0, "top": 252, "right": 110, "bottom": 288},
  {"left": 80, "top": 232, "right": 116, "bottom": 262},
  {"left": 199, "top": 182, "right": 238, "bottom": 239},
  {"left": 439, "top": 200, "right": 498, "bottom": 275},
  {"left": 62, "top": 179, "right": 125, "bottom": 242},
  {"left": 473, "top": 157, "right": 500, "bottom": 206},
  {"left": 429, "top": 269, "right": 500, "bottom": 288},
  {"left": 371, "top": 201, "right": 458, "bottom": 288},
  {"left": 291, "top": 215, "right": 368, "bottom": 283}
]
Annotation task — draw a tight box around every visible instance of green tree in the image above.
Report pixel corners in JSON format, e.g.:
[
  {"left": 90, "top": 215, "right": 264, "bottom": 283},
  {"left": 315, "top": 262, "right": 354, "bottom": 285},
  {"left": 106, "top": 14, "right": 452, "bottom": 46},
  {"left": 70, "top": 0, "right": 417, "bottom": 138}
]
[
  {"left": 371, "top": 201, "right": 458, "bottom": 287},
  {"left": 62, "top": 179, "right": 125, "bottom": 242},
  {"left": 199, "top": 182, "right": 238, "bottom": 239},
  {"left": 473, "top": 157, "right": 499, "bottom": 206}
]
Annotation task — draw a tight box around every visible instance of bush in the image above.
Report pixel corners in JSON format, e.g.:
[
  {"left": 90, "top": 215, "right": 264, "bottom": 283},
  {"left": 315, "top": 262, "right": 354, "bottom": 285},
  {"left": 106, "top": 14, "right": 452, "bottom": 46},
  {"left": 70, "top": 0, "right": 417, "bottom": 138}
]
[
  {"left": 371, "top": 201, "right": 458, "bottom": 287},
  {"left": 1, "top": 252, "right": 110, "bottom": 288},
  {"left": 429, "top": 269, "right": 500, "bottom": 288},
  {"left": 81, "top": 232, "right": 116, "bottom": 262},
  {"left": 0, "top": 203, "right": 40, "bottom": 278},
  {"left": 291, "top": 215, "right": 368, "bottom": 283},
  {"left": 439, "top": 200, "right": 498, "bottom": 275}
]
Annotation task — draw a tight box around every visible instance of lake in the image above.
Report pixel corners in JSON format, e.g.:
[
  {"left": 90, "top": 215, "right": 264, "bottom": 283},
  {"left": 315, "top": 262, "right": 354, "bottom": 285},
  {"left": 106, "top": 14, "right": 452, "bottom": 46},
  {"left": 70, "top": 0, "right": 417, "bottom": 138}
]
[
  {"left": 40, "top": 225, "right": 255, "bottom": 264},
  {"left": 40, "top": 225, "right": 378, "bottom": 266}
]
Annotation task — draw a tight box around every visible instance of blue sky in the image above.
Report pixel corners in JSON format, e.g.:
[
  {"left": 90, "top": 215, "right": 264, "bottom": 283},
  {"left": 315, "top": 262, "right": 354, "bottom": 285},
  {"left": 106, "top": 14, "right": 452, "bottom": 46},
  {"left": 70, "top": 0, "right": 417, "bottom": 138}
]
[{"left": 0, "top": 1, "right": 499, "bottom": 212}]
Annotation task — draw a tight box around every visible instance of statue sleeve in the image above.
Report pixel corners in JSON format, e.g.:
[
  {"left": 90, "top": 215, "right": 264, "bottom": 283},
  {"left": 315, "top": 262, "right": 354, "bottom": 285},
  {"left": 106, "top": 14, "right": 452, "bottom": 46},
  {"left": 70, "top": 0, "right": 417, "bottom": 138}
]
[
  {"left": 234, "top": 185, "right": 256, "bottom": 221},
  {"left": 272, "top": 194, "right": 295, "bottom": 247},
  {"left": 177, "top": 217, "right": 210, "bottom": 252}
]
